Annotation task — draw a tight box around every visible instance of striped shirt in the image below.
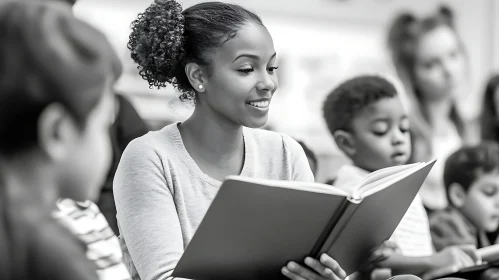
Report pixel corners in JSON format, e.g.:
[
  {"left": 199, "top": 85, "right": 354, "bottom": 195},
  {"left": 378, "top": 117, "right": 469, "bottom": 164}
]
[
  {"left": 334, "top": 164, "right": 434, "bottom": 257},
  {"left": 53, "top": 199, "right": 131, "bottom": 280}
]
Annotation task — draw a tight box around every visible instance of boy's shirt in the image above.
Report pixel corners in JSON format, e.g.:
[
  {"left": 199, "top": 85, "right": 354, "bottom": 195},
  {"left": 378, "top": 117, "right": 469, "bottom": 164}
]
[
  {"left": 334, "top": 164, "right": 434, "bottom": 257},
  {"left": 53, "top": 198, "right": 131, "bottom": 280},
  {"left": 0, "top": 198, "right": 98, "bottom": 280},
  {"left": 430, "top": 207, "right": 490, "bottom": 251}
]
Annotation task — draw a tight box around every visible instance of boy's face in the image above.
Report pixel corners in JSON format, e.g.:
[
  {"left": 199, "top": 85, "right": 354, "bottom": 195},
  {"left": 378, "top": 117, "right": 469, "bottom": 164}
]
[
  {"left": 350, "top": 96, "right": 411, "bottom": 172},
  {"left": 460, "top": 172, "right": 499, "bottom": 232}
]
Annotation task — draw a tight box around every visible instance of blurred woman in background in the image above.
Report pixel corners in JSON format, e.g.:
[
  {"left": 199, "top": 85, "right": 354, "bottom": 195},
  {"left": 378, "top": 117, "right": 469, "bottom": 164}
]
[{"left": 387, "top": 6, "right": 477, "bottom": 212}]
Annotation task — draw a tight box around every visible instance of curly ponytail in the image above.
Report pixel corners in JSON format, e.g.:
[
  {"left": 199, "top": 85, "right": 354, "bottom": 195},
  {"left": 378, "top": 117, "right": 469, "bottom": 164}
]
[
  {"left": 128, "top": 0, "right": 263, "bottom": 102},
  {"left": 128, "top": 0, "right": 188, "bottom": 98}
]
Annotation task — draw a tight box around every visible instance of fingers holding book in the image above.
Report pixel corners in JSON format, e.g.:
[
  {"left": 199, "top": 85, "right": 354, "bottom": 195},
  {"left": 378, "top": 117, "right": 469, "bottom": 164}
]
[
  {"left": 369, "top": 241, "right": 402, "bottom": 264},
  {"left": 281, "top": 253, "right": 347, "bottom": 280}
]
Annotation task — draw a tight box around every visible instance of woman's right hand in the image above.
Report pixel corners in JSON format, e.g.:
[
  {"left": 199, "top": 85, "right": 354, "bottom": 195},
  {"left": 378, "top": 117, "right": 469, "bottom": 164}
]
[
  {"left": 421, "top": 245, "right": 480, "bottom": 280},
  {"left": 282, "top": 253, "right": 347, "bottom": 280}
]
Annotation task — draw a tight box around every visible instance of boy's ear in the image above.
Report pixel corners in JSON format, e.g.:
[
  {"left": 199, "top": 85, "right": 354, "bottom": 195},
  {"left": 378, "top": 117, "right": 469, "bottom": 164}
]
[
  {"left": 37, "top": 103, "right": 75, "bottom": 162},
  {"left": 333, "top": 130, "right": 356, "bottom": 157},
  {"left": 448, "top": 182, "right": 467, "bottom": 208},
  {"left": 185, "top": 62, "right": 206, "bottom": 93}
]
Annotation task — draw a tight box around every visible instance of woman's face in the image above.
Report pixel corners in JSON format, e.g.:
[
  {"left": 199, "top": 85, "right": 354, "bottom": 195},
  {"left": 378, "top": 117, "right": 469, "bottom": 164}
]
[
  {"left": 413, "top": 25, "right": 467, "bottom": 102},
  {"left": 197, "top": 21, "right": 278, "bottom": 129}
]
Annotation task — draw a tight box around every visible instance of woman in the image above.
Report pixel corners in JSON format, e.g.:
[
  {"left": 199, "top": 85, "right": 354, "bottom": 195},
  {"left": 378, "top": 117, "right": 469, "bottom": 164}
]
[{"left": 387, "top": 6, "right": 476, "bottom": 212}]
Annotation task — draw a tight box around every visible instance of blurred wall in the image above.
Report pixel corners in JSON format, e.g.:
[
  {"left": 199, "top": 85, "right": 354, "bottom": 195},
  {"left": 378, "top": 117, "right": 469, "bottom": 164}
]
[{"left": 74, "top": 0, "right": 496, "bottom": 182}]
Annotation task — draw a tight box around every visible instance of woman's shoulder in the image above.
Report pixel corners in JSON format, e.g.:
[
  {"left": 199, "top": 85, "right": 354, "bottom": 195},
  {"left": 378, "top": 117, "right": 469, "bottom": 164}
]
[
  {"left": 122, "top": 122, "right": 183, "bottom": 162},
  {"left": 127, "top": 122, "right": 180, "bottom": 150}
]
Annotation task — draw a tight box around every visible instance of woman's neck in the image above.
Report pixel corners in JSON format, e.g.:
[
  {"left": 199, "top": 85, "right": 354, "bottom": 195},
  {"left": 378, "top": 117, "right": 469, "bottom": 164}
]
[
  {"left": 179, "top": 104, "right": 244, "bottom": 163},
  {"left": 422, "top": 97, "right": 454, "bottom": 130}
]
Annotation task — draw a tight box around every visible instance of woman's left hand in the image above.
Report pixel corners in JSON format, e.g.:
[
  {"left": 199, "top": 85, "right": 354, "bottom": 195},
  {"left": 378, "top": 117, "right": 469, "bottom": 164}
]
[{"left": 282, "top": 253, "right": 347, "bottom": 280}]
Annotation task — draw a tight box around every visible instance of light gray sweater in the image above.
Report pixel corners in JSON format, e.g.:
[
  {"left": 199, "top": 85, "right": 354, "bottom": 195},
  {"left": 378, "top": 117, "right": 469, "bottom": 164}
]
[{"left": 113, "top": 122, "right": 314, "bottom": 280}]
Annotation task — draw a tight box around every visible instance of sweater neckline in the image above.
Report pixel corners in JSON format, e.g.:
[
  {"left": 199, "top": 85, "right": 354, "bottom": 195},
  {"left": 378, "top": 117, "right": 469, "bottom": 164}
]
[{"left": 169, "top": 122, "right": 252, "bottom": 187}]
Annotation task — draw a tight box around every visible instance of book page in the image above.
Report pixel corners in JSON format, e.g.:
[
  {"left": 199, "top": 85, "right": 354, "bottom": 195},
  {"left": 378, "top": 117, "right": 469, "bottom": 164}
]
[
  {"left": 351, "top": 162, "right": 428, "bottom": 199},
  {"left": 358, "top": 162, "right": 420, "bottom": 188},
  {"left": 225, "top": 176, "right": 350, "bottom": 197},
  {"left": 355, "top": 162, "right": 430, "bottom": 199}
]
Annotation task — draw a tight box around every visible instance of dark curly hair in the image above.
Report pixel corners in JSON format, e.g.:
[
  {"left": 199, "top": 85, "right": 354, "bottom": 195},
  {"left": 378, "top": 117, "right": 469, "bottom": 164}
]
[
  {"left": 0, "top": 0, "right": 121, "bottom": 157},
  {"left": 444, "top": 142, "right": 499, "bottom": 205},
  {"left": 322, "top": 75, "right": 397, "bottom": 134},
  {"left": 128, "top": 0, "right": 263, "bottom": 102}
]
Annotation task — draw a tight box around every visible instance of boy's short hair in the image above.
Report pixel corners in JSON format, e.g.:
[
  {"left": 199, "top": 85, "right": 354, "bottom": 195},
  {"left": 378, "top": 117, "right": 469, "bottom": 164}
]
[
  {"left": 444, "top": 142, "right": 499, "bottom": 194},
  {"left": 323, "top": 75, "right": 397, "bottom": 134},
  {"left": 0, "top": 0, "right": 121, "bottom": 157}
]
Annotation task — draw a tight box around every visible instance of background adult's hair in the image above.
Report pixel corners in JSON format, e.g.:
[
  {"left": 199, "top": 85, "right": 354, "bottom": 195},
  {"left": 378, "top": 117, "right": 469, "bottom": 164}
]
[
  {"left": 40, "top": 0, "right": 77, "bottom": 6},
  {"left": 0, "top": 0, "right": 122, "bottom": 157},
  {"left": 127, "top": 0, "right": 263, "bottom": 102},
  {"left": 480, "top": 74, "right": 499, "bottom": 142}
]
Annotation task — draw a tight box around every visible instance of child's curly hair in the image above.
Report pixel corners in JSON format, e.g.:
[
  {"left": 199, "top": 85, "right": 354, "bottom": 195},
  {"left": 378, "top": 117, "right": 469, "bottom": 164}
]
[{"left": 128, "top": 0, "right": 263, "bottom": 102}]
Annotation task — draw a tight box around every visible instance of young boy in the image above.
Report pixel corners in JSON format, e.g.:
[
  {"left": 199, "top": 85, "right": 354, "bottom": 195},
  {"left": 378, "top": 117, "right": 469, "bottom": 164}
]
[
  {"left": 0, "top": 1, "right": 120, "bottom": 279},
  {"left": 430, "top": 142, "right": 499, "bottom": 251},
  {"left": 323, "top": 75, "right": 479, "bottom": 278},
  {"left": 37, "top": 1, "right": 133, "bottom": 279}
]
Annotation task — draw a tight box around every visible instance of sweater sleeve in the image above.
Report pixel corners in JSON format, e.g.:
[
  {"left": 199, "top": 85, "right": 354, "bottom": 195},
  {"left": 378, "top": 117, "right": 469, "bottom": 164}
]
[
  {"left": 113, "top": 139, "right": 186, "bottom": 280},
  {"left": 429, "top": 209, "right": 476, "bottom": 251},
  {"left": 281, "top": 134, "right": 315, "bottom": 183}
]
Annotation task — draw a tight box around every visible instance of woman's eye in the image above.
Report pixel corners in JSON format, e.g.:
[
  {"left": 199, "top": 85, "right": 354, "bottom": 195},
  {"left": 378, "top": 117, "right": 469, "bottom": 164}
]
[
  {"left": 267, "top": 66, "right": 279, "bottom": 73},
  {"left": 238, "top": 68, "right": 253, "bottom": 73},
  {"left": 423, "top": 60, "right": 439, "bottom": 70}
]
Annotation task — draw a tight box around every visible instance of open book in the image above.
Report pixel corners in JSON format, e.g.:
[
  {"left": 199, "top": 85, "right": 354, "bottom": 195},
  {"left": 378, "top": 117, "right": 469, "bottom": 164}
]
[{"left": 173, "top": 160, "right": 436, "bottom": 280}]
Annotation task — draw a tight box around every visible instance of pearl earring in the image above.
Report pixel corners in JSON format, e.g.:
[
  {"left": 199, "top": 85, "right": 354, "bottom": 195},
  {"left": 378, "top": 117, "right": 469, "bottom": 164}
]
[{"left": 198, "top": 85, "right": 204, "bottom": 90}]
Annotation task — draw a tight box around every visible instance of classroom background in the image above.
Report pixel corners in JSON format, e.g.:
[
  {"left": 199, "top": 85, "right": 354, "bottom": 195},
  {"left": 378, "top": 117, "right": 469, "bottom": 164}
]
[{"left": 74, "top": 0, "right": 499, "bottom": 183}]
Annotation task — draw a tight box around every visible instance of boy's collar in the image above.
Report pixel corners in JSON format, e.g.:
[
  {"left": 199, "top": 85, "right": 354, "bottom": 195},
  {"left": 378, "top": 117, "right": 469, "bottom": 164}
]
[
  {"left": 445, "top": 207, "right": 491, "bottom": 247},
  {"left": 333, "top": 164, "right": 370, "bottom": 193}
]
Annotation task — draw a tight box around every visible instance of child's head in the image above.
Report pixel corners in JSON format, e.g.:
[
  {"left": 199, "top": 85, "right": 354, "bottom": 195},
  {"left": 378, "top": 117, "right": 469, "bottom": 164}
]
[
  {"left": 444, "top": 142, "right": 499, "bottom": 232},
  {"left": 323, "top": 75, "right": 411, "bottom": 172},
  {"left": 128, "top": 0, "right": 278, "bottom": 129},
  {"left": 0, "top": 1, "right": 121, "bottom": 202}
]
